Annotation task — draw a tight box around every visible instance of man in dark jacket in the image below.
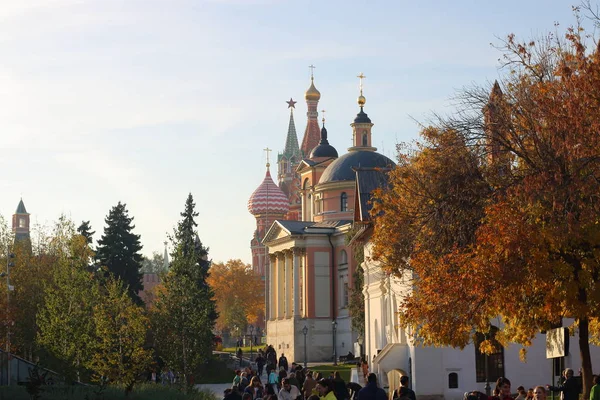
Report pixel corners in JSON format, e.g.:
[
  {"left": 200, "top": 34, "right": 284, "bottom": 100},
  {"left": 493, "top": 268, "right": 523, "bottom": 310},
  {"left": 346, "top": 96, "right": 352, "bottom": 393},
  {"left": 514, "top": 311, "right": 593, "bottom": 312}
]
[
  {"left": 547, "top": 368, "right": 580, "bottom": 400},
  {"left": 358, "top": 373, "right": 387, "bottom": 400},
  {"left": 279, "top": 353, "right": 289, "bottom": 372}
]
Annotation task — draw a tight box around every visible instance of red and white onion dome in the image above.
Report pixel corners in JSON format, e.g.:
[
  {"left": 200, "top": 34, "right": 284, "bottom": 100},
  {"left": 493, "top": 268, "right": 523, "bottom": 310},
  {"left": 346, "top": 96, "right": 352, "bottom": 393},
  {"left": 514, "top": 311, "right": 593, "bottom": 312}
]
[{"left": 248, "top": 168, "right": 290, "bottom": 216}]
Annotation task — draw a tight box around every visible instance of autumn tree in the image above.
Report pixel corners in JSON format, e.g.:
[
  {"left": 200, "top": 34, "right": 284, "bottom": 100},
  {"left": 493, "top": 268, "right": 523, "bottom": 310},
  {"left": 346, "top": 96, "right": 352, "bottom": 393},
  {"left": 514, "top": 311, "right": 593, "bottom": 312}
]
[
  {"left": 90, "top": 277, "right": 152, "bottom": 391},
  {"left": 371, "top": 10, "right": 600, "bottom": 397},
  {"left": 96, "top": 202, "right": 144, "bottom": 304},
  {"left": 36, "top": 218, "right": 99, "bottom": 382},
  {"left": 151, "top": 193, "right": 217, "bottom": 388},
  {"left": 208, "top": 259, "right": 264, "bottom": 333}
]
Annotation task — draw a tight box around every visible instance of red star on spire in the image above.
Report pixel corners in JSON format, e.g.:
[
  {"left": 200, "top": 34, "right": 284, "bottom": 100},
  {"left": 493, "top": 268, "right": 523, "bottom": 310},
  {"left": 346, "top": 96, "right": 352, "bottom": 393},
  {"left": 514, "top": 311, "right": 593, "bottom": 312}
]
[{"left": 286, "top": 98, "right": 297, "bottom": 109}]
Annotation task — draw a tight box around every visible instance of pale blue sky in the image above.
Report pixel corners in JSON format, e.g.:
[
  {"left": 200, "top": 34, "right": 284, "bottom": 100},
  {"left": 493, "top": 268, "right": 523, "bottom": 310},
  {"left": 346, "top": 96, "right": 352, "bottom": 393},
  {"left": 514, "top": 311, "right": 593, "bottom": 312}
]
[{"left": 0, "top": 0, "right": 584, "bottom": 263}]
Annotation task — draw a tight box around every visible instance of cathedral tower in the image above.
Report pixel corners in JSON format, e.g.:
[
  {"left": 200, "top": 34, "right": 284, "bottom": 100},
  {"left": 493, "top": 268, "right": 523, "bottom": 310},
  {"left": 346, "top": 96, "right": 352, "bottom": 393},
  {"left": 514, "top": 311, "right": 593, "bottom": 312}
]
[
  {"left": 12, "top": 198, "right": 30, "bottom": 243},
  {"left": 301, "top": 65, "right": 322, "bottom": 157},
  {"left": 278, "top": 98, "right": 302, "bottom": 220},
  {"left": 349, "top": 73, "right": 377, "bottom": 152}
]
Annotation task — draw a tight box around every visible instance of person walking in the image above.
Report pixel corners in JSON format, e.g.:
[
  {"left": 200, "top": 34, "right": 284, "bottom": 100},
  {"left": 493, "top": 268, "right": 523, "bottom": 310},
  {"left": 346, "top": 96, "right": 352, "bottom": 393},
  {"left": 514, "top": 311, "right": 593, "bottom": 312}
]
[
  {"left": 358, "top": 373, "right": 387, "bottom": 400},
  {"left": 333, "top": 371, "right": 350, "bottom": 400},
  {"left": 547, "top": 369, "right": 579, "bottom": 400},
  {"left": 278, "top": 377, "right": 302, "bottom": 400},
  {"left": 316, "top": 378, "right": 338, "bottom": 400},
  {"left": 303, "top": 371, "right": 317, "bottom": 399},
  {"left": 279, "top": 353, "right": 289, "bottom": 372},
  {"left": 244, "top": 376, "right": 265, "bottom": 400},
  {"left": 533, "top": 386, "right": 547, "bottom": 400},
  {"left": 393, "top": 376, "right": 416, "bottom": 400}
]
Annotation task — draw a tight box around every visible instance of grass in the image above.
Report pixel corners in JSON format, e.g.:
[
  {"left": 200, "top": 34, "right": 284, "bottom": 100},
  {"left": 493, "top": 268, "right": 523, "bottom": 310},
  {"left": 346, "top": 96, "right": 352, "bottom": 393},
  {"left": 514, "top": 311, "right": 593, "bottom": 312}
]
[
  {"left": 0, "top": 383, "right": 217, "bottom": 400},
  {"left": 308, "top": 364, "right": 355, "bottom": 382}
]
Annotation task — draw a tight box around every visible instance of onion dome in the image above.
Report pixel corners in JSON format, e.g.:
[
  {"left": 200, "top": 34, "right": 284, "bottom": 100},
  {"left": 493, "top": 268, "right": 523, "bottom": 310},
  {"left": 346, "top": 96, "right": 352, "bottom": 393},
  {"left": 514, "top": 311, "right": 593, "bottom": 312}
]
[
  {"left": 320, "top": 151, "right": 394, "bottom": 184},
  {"left": 309, "top": 121, "right": 338, "bottom": 158},
  {"left": 305, "top": 77, "right": 321, "bottom": 101},
  {"left": 248, "top": 166, "right": 290, "bottom": 216}
]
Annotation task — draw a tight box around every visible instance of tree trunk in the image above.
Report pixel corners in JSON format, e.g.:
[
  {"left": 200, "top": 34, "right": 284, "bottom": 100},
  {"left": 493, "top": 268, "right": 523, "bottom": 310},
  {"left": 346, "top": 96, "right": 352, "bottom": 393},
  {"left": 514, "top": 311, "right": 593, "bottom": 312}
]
[{"left": 579, "top": 317, "right": 592, "bottom": 400}]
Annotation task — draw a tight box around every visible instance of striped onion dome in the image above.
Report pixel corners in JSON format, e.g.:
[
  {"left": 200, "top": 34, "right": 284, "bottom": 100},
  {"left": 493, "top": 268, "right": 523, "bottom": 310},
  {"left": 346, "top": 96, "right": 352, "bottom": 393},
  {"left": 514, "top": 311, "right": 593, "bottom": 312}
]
[{"left": 248, "top": 167, "right": 290, "bottom": 216}]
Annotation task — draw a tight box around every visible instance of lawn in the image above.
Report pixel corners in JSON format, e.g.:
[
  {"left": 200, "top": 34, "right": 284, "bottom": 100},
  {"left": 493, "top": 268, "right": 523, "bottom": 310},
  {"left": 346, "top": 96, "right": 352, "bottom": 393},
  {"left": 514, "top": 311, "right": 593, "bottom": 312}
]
[{"left": 308, "top": 364, "right": 355, "bottom": 382}]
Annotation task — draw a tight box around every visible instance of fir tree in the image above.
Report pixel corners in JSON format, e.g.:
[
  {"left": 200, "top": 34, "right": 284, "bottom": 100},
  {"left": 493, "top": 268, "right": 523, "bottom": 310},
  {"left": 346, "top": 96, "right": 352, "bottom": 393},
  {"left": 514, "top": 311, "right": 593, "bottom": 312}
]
[
  {"left": 95, "top": 202, "right": 144, "bottom": 304},
  {"left": 77, "top": 221, "right": 95, "bottom": 245},
  {"left": 151, "top": 193, "right": 217, "bottom": 388}
]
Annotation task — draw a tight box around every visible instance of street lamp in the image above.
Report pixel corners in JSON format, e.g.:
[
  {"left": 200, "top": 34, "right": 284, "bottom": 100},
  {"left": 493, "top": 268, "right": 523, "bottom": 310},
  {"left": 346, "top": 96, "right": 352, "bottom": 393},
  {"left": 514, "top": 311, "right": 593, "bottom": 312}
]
[
  {"left": 302, "top": 325, "right": 308, "bottom": 368},
  {"left": 249, "top": 325, "right": 254, "bottom": 365},
  {"left": 332, "top": 320, "right": 338, "bottom": 366}
]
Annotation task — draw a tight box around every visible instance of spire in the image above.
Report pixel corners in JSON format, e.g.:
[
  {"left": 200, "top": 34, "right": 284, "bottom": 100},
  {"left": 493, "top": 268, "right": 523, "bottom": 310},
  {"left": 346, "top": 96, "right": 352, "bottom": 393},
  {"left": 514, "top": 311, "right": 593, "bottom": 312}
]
[
  {"left": 163, "top": 241, "right": 169, "bottom": 270},
  {"left": 301, "top": 65, "right": 321, "bottom": 156},
  {"left": 282, "top": 99, "right": 301, "bottom": 160},
  {"left": 309, "top": 109, "right": 338, "bottom": 158},
  {"left": 16, "top": 198, "right": 27, "bottom": 214},
  {"left": 350, "top": 72, "right": 376, "bottom": 152}
]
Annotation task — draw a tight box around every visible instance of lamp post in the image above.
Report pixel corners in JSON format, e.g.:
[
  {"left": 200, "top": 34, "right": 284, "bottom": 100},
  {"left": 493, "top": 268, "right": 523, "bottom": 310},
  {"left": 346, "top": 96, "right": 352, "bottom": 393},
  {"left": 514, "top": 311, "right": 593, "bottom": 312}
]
[
  {"left": 302, "top": 326, "right": 308, "bottom": 368},
  {"left": 332, "top": 320, "right": 338, "bottom": 366},
  {"left": 249, "top": 325, "right": 254, "bottom": 364},
  {"left": 484, "top": 332, "right": 490, "bottom": 396}
]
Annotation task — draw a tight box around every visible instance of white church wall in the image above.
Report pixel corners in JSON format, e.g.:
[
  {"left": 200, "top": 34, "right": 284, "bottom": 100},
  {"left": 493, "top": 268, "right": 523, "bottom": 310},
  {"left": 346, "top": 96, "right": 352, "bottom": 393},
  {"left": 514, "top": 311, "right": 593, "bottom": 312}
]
[{"left": 314, "top": 251, "right": 330, "bottom": 317}]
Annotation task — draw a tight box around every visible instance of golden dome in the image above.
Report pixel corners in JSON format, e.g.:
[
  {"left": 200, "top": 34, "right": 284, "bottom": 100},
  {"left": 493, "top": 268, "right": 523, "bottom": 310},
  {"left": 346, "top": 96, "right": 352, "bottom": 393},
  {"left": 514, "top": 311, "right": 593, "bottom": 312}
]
[
  {"left": 305, "top": 78, "right": 321, "bottom": 101},
  {"left": 357, "top": 95, "right": 366, "bottom": 107}
]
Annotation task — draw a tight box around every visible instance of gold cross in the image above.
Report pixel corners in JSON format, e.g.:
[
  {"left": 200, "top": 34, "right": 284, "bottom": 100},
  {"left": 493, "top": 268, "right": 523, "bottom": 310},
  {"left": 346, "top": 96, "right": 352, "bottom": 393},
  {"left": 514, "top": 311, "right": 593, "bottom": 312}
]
[
  {"left": 357, "top": 72, "right": 366, "bottom": 94},
  {"left": 309, "top": 64, "right": 316, "bottom": 78},
  {"left": 321, "top": 109, "right": 326, "bottom": 124},
  {"left": 263, "top": 147, "right": 272, "bottom": 166}
]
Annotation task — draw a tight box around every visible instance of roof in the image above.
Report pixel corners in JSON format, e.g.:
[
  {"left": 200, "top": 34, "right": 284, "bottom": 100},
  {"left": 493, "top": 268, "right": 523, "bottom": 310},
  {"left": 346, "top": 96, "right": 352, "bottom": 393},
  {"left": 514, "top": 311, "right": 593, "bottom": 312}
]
[
  {"left": 309, "top": 126, "right": 338, "bottom": 159},
  {"left": 354, "top": 167, "right": 391, "bottom": 222},
  {"left": 264, "top": 219, "right": 353, "bottom": 243},
  {"left": 280, "top": 110, "right": 301, "bottom": 161},
  {"left": 16, "top": 199, "right": 28, "bottom": 214},
  {"left": 319, "top": 150, "right": 395, "bottom": 184},
  {"left": 247, "top": 169, "right": 290, "bottom": 216},
  {"left": 354, "top": 107, "right": 372, "bottom": 124}
]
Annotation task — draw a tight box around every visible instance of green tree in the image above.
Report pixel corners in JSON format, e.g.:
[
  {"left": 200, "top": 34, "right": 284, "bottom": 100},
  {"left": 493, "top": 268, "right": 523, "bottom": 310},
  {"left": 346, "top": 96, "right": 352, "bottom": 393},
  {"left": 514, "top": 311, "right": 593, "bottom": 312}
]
[
  {"left": 96, "top": 202, "right": 144, "bottom": 305},
  {"left": 36, "top": 224, "right": 99, "bottom": 382},
  {"left": 151, "top": 193, "right": 217, "bottom": 388},
  {"left": 90, "top": 277, "right": 152, "bottom": 392},
  {"left": 77, "top": 221, "right": 95, "bottom": 245}
]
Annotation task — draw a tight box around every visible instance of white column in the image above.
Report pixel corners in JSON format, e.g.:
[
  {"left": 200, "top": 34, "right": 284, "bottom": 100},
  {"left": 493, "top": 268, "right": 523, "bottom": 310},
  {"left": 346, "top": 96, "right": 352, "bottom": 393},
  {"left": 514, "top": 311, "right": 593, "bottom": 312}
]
[
  {"left": 278, "top": 253, "right": 285, "bottom": 318},
  {"left": 293, "top": 249, "right": 299, "bottom": 316}
]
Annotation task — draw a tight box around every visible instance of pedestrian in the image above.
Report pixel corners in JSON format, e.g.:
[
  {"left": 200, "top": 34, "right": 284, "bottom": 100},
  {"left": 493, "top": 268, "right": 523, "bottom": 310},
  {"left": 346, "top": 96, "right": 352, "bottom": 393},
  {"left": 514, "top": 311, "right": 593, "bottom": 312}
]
[
  {"left": 256, "top": 353, "right": 266, "bottom": 377},
  {"left": 515, "top": 387, "right": 527, "bottom": 400},
  {"left": 495, "top": 377, "right": 514, "bottom": 400},
  {"left": 357, "top": 373, "right": 386, "bottom": 400},
  {"left": 279, "top": 353, "right": 289, "bottom": 372},
  {"left": 591, "top": 376, "right": 600, "bottom": 400},
  {"left": 393, "top": 376, "right": 416, "bottom": 400},
  {"left": 361, "top": 359, "right": 369, "bottom": 381},
  {"left": 269, "top": 367, "right": 280, "bottom": 394},
  {"left": 303, "top": 371, "right": 317, "bottom": 399},
  {"left": 278, "top": 377, "right": 302, "bottom": 400},
  {"left": 226, "top": 386, "right": 243, "bottom": 400},
  {"left": 333, "top": 371, "right": 349, "bottom": 400},
  {"left": 547, "top": 369, "right": 579, "bottom": 400},
  {"left": 316, "top": 378, "right": 338, "bottom": 400},
  {"left": 533, "top": 386, "right": 547, "bottom": 400},
  {"left": 244, "top": 376, "right": 265, "bottom": 400}
]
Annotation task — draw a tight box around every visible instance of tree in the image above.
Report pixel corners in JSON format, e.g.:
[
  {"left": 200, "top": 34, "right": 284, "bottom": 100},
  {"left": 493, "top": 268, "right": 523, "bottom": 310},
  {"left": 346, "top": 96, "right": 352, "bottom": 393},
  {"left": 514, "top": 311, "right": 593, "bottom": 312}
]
[
  {"left": 207, "top": 259, "right": 264, "bottom": 333},
  {"left": 90, "top": 277, "right": 152, "bottom": 391},
  {"left": 371, "top": 13, "right": 600, "bottom": 397},
  {"left": 96, "top": 202, "right": 144, "bottom": 304},
  {"left": 77, "top": 221, "right": 95, "bottom": 245},
  {"left": 36, "top": 221, "right": 99, "bottom": 382},
  {"left": 150, "top": 193, "right": 217, "bottom": 387},
  {"left": 141, "top": 251, "right": 166, "bottom": 274}
]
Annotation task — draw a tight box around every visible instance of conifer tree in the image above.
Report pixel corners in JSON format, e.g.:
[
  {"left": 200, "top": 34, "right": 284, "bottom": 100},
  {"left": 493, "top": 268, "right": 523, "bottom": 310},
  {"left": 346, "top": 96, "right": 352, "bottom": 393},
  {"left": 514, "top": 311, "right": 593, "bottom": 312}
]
[
  {"left": 151, "top": 193, "right": 217, "bottom": 388},
  {"left": 95, "top": 202, "right": 144, "bottom": 304},
  {"left": 77, "top": 221, "right": 95, "bottom": 245}
]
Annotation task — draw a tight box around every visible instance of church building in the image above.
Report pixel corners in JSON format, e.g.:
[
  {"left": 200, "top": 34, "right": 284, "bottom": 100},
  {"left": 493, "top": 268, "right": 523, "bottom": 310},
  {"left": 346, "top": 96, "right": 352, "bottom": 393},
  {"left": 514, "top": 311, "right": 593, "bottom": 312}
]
[{"left": 249, "top": 71, "right": 394, "bottom": 362}]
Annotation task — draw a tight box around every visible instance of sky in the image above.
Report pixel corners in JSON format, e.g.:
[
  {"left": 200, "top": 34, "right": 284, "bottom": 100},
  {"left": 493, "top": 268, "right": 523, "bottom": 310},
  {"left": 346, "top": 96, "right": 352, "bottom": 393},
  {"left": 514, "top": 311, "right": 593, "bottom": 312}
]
[{"left": 0, "top": 0, "right": 588, "bottom": 264}]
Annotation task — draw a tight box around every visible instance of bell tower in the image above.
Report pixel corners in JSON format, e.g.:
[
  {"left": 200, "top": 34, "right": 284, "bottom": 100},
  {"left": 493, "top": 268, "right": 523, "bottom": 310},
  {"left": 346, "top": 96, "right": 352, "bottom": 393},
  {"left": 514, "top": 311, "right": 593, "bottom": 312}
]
[
  {"left": 12, "top": 198, "right": 31, "bottom": 243},
  {"left": 349, "top": 73, "right": 377, "bottom": 152}
]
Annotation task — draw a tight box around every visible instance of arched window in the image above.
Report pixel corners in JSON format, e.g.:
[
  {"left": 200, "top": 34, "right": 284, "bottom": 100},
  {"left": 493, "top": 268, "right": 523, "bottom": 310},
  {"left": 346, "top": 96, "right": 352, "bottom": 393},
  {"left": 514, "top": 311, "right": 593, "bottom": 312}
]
[
  {"left": 340, "top": 192, "right": 348, "bottom": 211},
  {"left": 339, "top": 250, "right": 348, "bottom": 266},
  {"left": 303, "top": 178, "right": 309, "bottom": 190},
  {"left": 475, "top": 326, "right": 505, "bottom": 382},
  {"left": 362, "top": 133, "right": 368, "bottom": 146},
  {"left": 448, "top": 372, "right": 458, "bottom": 389}
]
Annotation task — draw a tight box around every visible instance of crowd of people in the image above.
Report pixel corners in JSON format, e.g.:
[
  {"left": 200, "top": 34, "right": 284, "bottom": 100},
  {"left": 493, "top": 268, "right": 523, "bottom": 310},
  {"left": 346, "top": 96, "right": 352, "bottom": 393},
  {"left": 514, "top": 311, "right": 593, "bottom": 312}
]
[
  {"left": 464, "top": 369, "right": 600, "bottom": 400},
  {"left": 223, "top": 345, "right": 384, "bottom": 400}
]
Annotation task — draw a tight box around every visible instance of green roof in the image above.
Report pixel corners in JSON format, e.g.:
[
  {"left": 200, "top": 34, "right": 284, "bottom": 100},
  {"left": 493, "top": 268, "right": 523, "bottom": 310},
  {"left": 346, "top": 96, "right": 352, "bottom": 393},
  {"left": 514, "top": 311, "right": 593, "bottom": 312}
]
[{"left": 16, "top": 199, "right": 28, "bottom": 214}]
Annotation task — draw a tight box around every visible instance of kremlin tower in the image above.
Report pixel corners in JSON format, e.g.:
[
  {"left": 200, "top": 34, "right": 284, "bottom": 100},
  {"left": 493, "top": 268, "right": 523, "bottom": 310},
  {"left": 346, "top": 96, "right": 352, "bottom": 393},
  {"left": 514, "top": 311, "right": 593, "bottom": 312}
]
[{"left": 277, "top": 99, "right": 302, "bottom": 221}]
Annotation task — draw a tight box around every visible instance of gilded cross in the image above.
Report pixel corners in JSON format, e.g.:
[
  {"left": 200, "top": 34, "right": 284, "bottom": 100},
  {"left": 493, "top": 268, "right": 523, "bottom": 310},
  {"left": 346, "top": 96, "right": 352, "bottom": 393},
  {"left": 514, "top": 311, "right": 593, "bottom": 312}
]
[
  {"left": 263, "top": 147, "right": 272, "bottom": 166},
  {"left": 321, "top": 109, "right": 326, "bottom": 124},
  {"left": 309, "top": 64, "right": 316, "bottom": 78},
  {"left": 357, "top": 72, "right": 366, "bottom": 94}
]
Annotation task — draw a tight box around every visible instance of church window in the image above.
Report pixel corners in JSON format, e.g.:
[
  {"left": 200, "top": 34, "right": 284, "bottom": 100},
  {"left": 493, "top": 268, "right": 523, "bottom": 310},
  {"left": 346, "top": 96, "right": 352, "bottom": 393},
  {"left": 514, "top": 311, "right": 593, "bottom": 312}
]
[
  {"left": 339, "top": 250, "right": 348, "bottom": 266},
  {"left": 362, "top": 132, "right": 368, "bottom": 146},
  {"left": 340, "top": 192, "right": 348, "bottom": 212},
  {"left": 19, "top": 217, "right": 25, "bottom": 228},
  {"left": 448, "top": 373, "right": 458, "bottom": 389},
  {"left": 342, "top": 281, "right": 349, "bottom": 308},
  {"left": 475, "top": 326, "right": 505, "bottom": 383}
]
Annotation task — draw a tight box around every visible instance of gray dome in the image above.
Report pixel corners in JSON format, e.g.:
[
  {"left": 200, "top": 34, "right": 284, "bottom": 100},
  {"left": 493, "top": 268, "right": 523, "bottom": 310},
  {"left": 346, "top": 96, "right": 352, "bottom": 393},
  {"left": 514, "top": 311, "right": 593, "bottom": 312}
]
[
  {"left": 310, "top": 126, "right": 338, "bottom": 158},
  {"left": 319, "top": 151, "right": 395, "bottom": 184}
]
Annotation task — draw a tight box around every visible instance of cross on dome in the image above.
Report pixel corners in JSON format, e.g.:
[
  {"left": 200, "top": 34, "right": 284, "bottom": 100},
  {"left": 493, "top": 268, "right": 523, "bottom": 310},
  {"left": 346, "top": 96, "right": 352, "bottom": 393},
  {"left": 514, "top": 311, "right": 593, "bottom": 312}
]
[
  {"left": 309, "top": 64, "right": 316, "bottom": 79},
  {"left": 263, "top": 147, "right": 272, "bottom": 168}
]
